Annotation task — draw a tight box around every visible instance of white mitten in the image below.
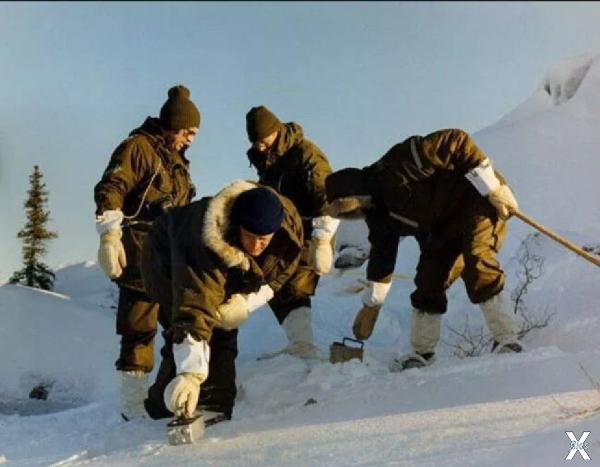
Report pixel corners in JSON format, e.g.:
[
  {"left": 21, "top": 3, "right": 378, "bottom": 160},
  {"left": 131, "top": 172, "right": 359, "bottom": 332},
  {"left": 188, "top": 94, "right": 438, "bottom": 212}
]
[
  {"left": 310, "top": 216, "right": 340, "bottom": 275},
  {"left": 164, "top": 372, "right": 205, "bottom": 418},
  {"left": 309, "top": 237, "right": 334, "bottom": 275},
  {"left": 216, "top": 285, "right": 274, "bottom": 330},
  {"left": 488, "top": 185, "right": 519, "bottom": 219},
  {"left": 96, "top": 210, "right": 126, "bottom": 278},
  {"left": 98, "top": 229, "right": 126, "bottom": 278},
  {"left": 165, "top": 335, "right": 210, "bottom": 418}
]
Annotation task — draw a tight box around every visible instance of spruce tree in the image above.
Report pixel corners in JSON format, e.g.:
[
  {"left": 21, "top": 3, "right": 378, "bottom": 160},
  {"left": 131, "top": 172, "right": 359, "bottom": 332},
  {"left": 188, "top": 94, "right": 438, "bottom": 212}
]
[{"left": 10, "top": 165, "right": 58, "bottom": 290}]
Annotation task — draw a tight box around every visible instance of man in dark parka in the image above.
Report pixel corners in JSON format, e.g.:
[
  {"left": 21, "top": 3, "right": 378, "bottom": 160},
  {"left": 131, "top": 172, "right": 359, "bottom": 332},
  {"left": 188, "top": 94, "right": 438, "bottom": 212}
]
[
  {"left": 325, "top": 129, "right": 522, "bottom": 370},
  {"left": 141, "top": 181, "right": 304, "bottom": 420},
  {"left": 94, "top": 85, "right": 200, "bottom": 419},
  {"left": 245, "top": 106, "right": 339, "bottom": 359}
]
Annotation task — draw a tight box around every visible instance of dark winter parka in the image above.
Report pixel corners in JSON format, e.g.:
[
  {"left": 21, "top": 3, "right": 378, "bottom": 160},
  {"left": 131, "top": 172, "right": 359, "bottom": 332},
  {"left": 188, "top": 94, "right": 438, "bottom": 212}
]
[
  {"left": 141, "top": 181, "right": 304, "bottom": 343},
  {"left": 94, "top": 117, "right": 195, "bottom": 291},
  {"left": 327, "top": 129, "right": 511, "bottom": 305},
  {"left": 247, "top": 122, "right": 332, "bottom": 237}
]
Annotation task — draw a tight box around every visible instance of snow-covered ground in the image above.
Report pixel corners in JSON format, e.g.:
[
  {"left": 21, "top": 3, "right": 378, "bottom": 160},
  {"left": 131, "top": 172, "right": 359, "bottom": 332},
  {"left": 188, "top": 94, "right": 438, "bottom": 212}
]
[{"left": 2, "top": 53, "right": 600, "bottom": 466}]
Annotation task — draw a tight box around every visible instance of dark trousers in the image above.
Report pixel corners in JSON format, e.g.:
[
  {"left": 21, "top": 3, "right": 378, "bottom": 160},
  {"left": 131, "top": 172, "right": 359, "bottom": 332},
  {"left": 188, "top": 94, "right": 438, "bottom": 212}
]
[
  {"left": 115, "top": 287, "right": 168, "bottom": 373},
  {"left": 268, "top": 243, "right": 320, "bottom": 324},
  {"left": 411, "top": 204, "right": 507, "bottom": 314}
]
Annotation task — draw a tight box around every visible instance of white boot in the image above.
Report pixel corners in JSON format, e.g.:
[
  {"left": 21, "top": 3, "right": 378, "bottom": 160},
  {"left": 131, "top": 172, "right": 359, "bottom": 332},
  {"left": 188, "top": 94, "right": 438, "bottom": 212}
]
[
  {"left": 119, "top": 370, "right": 149, "bottom": 421},
  {"left": 390, "top": 309, "right": 441, "bottom": 372},
  {"left": 259, "top": 306, "right": 318, "bottom": 360},
  {"left": 479, "top": 290, "right": 523, "bottom": 353}
]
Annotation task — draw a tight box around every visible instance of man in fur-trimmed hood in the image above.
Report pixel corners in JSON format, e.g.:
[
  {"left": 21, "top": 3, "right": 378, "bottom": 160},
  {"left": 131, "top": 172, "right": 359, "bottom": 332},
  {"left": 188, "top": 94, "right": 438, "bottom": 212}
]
[{"left": 141, "top": 180, "right": 303, "bottom": 420}]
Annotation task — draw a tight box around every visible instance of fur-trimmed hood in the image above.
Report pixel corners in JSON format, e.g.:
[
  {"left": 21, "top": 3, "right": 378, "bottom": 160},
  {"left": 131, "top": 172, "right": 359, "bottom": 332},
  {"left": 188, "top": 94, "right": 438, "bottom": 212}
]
[
  {"left": 142, "top": 179, "right": 305, "bottom": 344},
  {"left": 202, "top": 179, "right": 304, "bottom": 271}
]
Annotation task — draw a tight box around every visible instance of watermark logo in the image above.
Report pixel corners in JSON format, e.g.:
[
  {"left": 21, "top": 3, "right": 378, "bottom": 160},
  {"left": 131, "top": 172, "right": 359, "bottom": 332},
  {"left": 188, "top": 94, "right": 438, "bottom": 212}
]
[{"left": 565, "top": 431, "right": 591, "bottom": 461}]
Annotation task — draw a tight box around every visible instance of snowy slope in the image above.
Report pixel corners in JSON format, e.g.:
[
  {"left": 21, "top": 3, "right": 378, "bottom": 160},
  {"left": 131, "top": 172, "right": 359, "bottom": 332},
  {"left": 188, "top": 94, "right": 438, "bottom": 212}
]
[
  {"left": 475, "top": 52, "right": 600, "bottom": 253},
  {"left": 3, "top": 53, "right": 600, "bottom": 466},
  {"left": 2, "top": 248, "right": 600, "bottom": 466}
]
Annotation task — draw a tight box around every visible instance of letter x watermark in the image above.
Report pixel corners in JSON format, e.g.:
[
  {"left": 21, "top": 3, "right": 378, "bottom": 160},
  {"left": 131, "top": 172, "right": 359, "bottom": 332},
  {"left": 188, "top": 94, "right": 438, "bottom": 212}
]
[{"left": 565, "top": 431, "right": 591, "bottom": 461}]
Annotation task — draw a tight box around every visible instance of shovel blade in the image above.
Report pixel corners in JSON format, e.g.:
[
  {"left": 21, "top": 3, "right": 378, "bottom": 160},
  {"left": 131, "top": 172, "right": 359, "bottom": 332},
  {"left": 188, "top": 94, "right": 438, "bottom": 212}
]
[{"left": 166, "top": 415, "right": 205, "bottom": 445}]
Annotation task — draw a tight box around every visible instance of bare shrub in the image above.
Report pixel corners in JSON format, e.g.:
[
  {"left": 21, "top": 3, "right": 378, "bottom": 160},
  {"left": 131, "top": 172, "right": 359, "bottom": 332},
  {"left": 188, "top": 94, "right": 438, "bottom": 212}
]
[{"left": 445, "top": 233, "right": 553, "bottom": 357}]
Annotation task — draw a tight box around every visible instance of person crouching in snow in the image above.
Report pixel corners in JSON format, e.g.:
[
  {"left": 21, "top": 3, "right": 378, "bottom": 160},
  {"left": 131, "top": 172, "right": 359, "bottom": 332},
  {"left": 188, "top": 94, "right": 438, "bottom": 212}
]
[
  {"left": 141, "top": 182, "right": 303, "bottom": 420},
  {"left": 324, "top": 129, "right": 523, "bottom": 371}
]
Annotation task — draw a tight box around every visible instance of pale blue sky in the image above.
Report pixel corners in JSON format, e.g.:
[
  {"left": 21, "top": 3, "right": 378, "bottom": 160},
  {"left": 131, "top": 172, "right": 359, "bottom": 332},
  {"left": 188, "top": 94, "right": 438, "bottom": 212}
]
[{"left": 2, "top": 2, "right": 600, "bottom": 281}]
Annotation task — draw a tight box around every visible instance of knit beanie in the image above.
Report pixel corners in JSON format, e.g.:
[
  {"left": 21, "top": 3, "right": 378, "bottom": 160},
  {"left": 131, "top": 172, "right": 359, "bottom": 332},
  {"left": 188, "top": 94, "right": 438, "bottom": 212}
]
[
  {"left": 159, "top": 85, "right": 201, "bottom": 131},
  {"left": 231, "top": 187, "right": 284, "bottom": 235},
  {"left": 246, "top": 106, "right": 282, "bottom": 142}
]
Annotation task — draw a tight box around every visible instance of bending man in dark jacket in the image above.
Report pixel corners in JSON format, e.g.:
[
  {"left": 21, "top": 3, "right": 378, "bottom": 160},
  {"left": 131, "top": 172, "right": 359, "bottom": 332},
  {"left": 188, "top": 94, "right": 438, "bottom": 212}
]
[
  {"left": 94, "top": 85, "right": 200, "bottom": 419},
  {"left": 325, "top": 129, "right": 522, "bottom": 370},
  {"left": 245, "top": 106, "right": 339, "bottom": 359},
  {"left": 142, "top": 181, "right": 304, "bottom": 420}
]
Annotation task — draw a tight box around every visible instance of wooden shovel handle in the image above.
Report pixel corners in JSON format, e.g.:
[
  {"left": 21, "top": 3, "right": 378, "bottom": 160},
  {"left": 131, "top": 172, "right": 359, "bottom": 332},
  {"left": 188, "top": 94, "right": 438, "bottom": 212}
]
[{"left": 512, "top": 210, "right": 600, "bottom": 268}]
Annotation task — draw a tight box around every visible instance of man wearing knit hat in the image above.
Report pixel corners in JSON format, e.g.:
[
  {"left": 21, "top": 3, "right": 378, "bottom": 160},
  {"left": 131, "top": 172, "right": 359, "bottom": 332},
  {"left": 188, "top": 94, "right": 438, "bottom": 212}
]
[
  {"left": 94, "top": 85, "right": 201, "bottom": 420},
  {"left": 140, "top": 181, "right": 304, "bottom": 422},
  {"left": 245, "top": 105, "right": 339, "bottom": 360}
]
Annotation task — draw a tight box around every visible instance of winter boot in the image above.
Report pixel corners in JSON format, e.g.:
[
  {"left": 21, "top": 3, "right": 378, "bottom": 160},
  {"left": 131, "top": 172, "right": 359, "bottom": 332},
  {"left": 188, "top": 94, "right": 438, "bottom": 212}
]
[
  {"left": 259, "top": 306, "right": 318, "bottom": 360},
  {"left": 480, "top": 290, "right": 523, "bottom": 354},
  {"left": 389, "top": 309, "right": 441, "bottom": 372},
  {"left": 119, "top": 370, "right": 149, "bottom": 421}
]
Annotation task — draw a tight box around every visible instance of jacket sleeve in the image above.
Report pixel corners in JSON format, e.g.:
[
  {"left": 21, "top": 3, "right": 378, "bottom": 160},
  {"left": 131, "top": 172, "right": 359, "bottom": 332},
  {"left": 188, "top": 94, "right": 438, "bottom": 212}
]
[
  {"left": 370, "top": 129, "right": 489, "bottom": 188},
  {"left": 267, "top": 250, "right": 302, "bottom": 294},
  {"left": 365, "top": 212, "right": 401, "bottom": 283},
  {"left": 299, "top": 144, "right": 333, "bottom": 217},
  {"left": 169, "top": 255, "right": 227, "bottom": 343},
  {"left": 94, "top": 138, "right": 153, "bottom": 215}
]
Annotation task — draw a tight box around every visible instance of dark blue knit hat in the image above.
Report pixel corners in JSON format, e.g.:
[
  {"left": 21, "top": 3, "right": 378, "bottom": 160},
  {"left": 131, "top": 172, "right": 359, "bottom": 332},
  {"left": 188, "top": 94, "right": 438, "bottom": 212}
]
[{"left": 231, "top": 187, "right": 284, "bottom": 235}]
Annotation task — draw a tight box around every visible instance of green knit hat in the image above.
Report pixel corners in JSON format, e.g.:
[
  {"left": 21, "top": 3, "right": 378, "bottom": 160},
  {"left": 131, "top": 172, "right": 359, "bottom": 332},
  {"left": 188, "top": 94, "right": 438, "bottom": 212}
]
[
  {"left": 246, "top": 106, "right": 282, "bottom": 142},
  {"left": 159, "top": 85, "right": 201, "bottom": 131}
]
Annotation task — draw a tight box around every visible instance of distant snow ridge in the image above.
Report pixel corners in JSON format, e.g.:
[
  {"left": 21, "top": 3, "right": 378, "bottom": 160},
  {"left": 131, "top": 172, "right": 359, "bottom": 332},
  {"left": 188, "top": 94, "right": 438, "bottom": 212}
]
[
  {"left": 541, "top": 55, "right": 594, "bottom": 105},
  {"left": 492, "top": 52, "right": 600, "bottom": 128}
]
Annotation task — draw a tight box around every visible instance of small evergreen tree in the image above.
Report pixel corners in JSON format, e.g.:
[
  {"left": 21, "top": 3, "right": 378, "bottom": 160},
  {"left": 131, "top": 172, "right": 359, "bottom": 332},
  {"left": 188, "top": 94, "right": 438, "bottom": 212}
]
[{"left": 10, "top": 165, "right": 58, "bottom": 290}]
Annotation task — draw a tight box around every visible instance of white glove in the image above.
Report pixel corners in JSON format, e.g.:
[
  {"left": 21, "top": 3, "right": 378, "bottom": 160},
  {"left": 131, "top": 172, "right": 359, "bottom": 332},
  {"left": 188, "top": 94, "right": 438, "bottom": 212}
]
[
  {"left": 216, "top": 285, "right": 274, "bottom": 330},
  {"left": 96, "top": 210, "right": 126, "bottom": 279},
  {"left": 164, "top": 373, "right": 205, "bottom": 418},
  {"left": 465, "top": 159, "right": 518, "bottom": 219},
  {"left": 308, "top": 237, "right": 334, "bottom": 275},
  {"left": 309, "top": 216, "right": 340, "bottom": 275},
  {"left": 97, "top": 229, "right": 126, "bottom": 278},
  {"left": 488, "top": 185, "right": 519, "bottom": 219},
  {"left": 165, "top": 335, "right": 210, "bottom": 418}
]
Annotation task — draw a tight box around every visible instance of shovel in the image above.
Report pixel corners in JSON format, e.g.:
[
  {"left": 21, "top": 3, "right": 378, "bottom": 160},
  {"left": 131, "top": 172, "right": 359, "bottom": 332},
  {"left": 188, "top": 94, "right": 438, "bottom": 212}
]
[{"left": 166, "top": 415, "right": 205, "bottom": 446}]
